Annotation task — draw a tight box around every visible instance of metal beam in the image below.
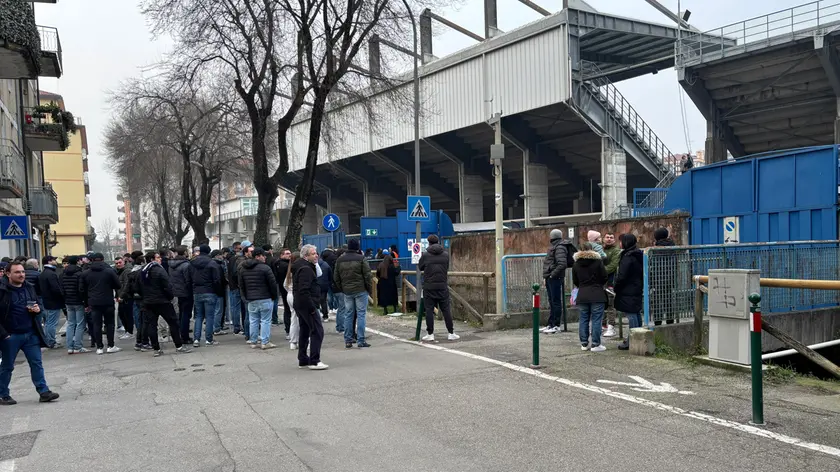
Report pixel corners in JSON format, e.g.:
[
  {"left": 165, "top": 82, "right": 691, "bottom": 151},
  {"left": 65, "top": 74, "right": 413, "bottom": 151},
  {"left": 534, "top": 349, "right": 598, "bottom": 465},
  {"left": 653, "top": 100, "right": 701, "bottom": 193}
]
[
  {"left": 501, "top": 116, "right": 586, "bottom": 193},
  {"left": 278, "top": 172, "right": 327, "bottom": 208},
  {"left": 379, "top": 147, "right": 461, "bottom": 202},
  {"left": 643, "top": 0, "right": 695, "bottom": 31},
  {"left": 312, "top": 170, "right": 365, "bottom": 209},
  {"left": 678, "top": 68, "right": 747, "bottom": 157},
  {"left": 518, "top": 0, "right": 550, "bottom": 17},
  {"left": 816, "top": 35, "right": 840, "bottom": 97},
  {"left": 426, "top": 10, "right": 484, "bottom": 42},
  {"left": 336, "top": 159, "right": 406, "bottom": 205}
]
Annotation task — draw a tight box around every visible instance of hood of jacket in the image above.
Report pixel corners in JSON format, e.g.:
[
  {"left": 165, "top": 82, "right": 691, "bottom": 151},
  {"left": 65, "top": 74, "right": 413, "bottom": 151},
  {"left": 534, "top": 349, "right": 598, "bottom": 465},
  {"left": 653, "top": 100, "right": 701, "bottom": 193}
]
[
  {"left": 427, "top": 244, "right": 444, "bottom": 256},
  {"left": 141, "top": 261, "right": 162, "bottom": 283},
  {"left": 551, "top": 238, "right": 572, "bottom": 248},
  {"left": 89, "top": 261, "right": 110, "bottom": 272},
  {"left": 63, "top": 265, "right": 82, "bottom": 277},
  {"left": 655, "top": 238, "right": 675, "bottom": 247},
  {"left": 169, "top": 258, "right": 189, "bottom": 270},
  {"left": 573, "top": 250, "right": 601, "bottom": 265},
  {"left": 622, "top": 247, "right": 643, "bottom": 265},
  {"left": 190, "top": 254, "right": 213, "bottom": 270},
  {"left": 242, "top": 259, "right": 261, "bottom": 270}
]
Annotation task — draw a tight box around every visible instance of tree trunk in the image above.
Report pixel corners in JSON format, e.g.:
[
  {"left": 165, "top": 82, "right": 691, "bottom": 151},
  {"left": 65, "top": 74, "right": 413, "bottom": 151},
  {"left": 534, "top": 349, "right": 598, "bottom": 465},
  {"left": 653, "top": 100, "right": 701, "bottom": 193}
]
[
  {"left": 252, "top": 109, "right": 275, "bottom": 247},
  {"left": 283, "top": 90, "right": 328, "bottom": 251},
  {"left": 186, "top": 214, "right": 210, "bottom": 245},
  {"left": 254, "top": 183, "right": 278, "bottom": 247}
]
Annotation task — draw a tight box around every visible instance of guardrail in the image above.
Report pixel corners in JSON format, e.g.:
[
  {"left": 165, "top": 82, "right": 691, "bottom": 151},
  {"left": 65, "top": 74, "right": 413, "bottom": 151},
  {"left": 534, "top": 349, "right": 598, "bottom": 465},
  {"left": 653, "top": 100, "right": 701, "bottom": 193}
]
[
  {"left": 676, "top": 1, "right": 840, "bottom": 66},
  {"left": 0, "top": 141, "right": 26, "bottom": 197}
]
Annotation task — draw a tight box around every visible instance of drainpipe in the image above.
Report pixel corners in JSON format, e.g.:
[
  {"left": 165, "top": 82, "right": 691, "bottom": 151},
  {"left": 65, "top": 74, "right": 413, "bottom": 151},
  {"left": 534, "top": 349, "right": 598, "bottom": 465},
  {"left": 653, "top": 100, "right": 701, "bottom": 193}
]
[{"left": 17, "top": 81, "right": 33, "bottom": 258}]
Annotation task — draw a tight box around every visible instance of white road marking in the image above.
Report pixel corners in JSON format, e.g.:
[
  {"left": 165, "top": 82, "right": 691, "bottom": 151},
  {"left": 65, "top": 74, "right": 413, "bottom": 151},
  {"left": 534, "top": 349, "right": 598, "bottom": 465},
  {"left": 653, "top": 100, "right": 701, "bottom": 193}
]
[
  {"left": 0, "top": 460, "right": 15, "bottom": 472},
  {"left": 597, "top": 375, "right": 695, "bottom": 395},
  {"left": 367, "top": 328, "right": 840, "bottom": 459}
]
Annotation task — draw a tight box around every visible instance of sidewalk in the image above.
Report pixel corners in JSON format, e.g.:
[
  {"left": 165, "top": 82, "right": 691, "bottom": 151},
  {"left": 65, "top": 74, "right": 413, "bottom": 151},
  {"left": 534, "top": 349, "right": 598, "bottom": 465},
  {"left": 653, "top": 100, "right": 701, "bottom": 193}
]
[{"left": 366, "top": 312, "right": 840, "bottom": 454}]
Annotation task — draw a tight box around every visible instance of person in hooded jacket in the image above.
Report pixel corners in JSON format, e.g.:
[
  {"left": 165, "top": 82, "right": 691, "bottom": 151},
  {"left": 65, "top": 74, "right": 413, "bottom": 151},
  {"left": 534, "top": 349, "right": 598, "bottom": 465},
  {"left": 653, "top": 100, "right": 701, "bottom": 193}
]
[
  {"left": 169, "top": 246, "right": 193, "bottom": 344},
  {"left": 613, "top": 234, "right": 644, "bottom": 350},
  {"left": 542, "top": 229, "right": 576, "bottom": 334},
  {"left": 138, "top": 252, "right": 191, "bottom": 357},
  {"left": 651, "top": 227, "right": 676, "bottom": 326},
  {"left": 114, "top": 257, "right": 134, "bottom": 339},
  {"left": 239, "top": 248, "right": 278, "bottom": 349},
  {"left": 60, "top": 256, "right": 87, "bottom": 354},
  {"left": 418, "top": 235, "right": 460, "bottom": 342},
  {"left": 211, "top": 250, "right": 229, "bottom": 334},
  {"left": 226, "top": 243, "right": 244, "bottom": 335},
  {"left": 572, "top": 242, "right": 608, "bottom": 352},
  {"left": 122, "top": 252, "right": 151, "bottom": 351},
  {"left": 37, "top": 256, "right": 63, "bottom": 349},
  {"left": 293, "top": 245, "right": 328, "bottom": 370},
  {"left": 190, "top": 245, "right": 223, "bottom": 347},
  {"left": 78, "top": 253, "right": 121, "bottom": 355},
  {"left": 23, "top": 259, "right": 40, "bottom": 300}
]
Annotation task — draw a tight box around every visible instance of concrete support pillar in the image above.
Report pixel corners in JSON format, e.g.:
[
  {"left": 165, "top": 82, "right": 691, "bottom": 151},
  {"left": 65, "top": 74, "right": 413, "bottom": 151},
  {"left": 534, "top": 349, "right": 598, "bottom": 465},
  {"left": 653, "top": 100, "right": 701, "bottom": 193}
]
[
  {"left": 601, "top": 138, "right": 627, "bottom": 219},
  {"left": 524, "top": 163, "right": 549, "bottom": 225},
  {"left": 705, "top": 116, "right": 727, "bottom": 164},
  {"left": 484, "top": 0, "right": 502, "bottom": 38},
  {"left": 461, "top": 174, "right": 485, "bottom": 223},
  {"left": 366, "top": 192, "right": 387, "bottom": 217},
  {"left": 302, "top": 207, "right": 320, "bottom": 235},
  {"left": 420, "top": 9, "right": 436, "bottom": 64}
]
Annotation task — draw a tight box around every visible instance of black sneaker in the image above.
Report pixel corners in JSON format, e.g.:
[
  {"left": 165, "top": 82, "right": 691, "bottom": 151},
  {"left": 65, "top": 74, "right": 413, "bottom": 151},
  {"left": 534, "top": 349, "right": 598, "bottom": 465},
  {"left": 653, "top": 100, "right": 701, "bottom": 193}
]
[
  {"left": 617, "top": 342, "right": 630, "bottom": 351},
  {"left": 0, "top": 396, "right": 17, "bottom": 405},
  {"left": 133, "top": 343, "right": 143, "bottom": 351},
  {"left": 39, "top": 391, "right": 59, "bottom": 403},
  {"left": 358, "top": 342, "right": 371, "bottom": 348},
  {"left": 345, "top": 343, "right": 353, "bottom": 349}
]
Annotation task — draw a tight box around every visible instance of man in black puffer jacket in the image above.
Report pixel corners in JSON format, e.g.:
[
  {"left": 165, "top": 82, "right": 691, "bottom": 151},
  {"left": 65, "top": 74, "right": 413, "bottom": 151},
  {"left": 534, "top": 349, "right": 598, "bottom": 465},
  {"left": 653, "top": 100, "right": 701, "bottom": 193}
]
[
  {"left": 614, "top": 234, "right": 644, "bottom": 350},
  {"left": 78, "top": 253, "right": 120, "bottom": 354},
  {"left": 293, "top": 245, "right": 327, "bottom": 370},
  {"left": 189, "top": 245, "right": 222, "bottom": 347},
  {"left": 272, "top": 248, "right": 292, "bottom": 337},
  {"left": 138, "top": 251, "right": 191, "bottom": 357},
  {"left": 168, "top": 247, "right": 193, "bottom": 344},
  {"left": 238, "top": 248, "right": 278, "bottom": 349},
  {"left": 38, "top": 256, "right": 63, "bottom": 349},
  {"left": 418, "top": 235, "right": 459, "bottom": 342},
  {"left": 122, "top": 252, "right": 150, "bottom": 350},
  {"left": 60, "top": 256, "right": 87, "bottom": 354}
]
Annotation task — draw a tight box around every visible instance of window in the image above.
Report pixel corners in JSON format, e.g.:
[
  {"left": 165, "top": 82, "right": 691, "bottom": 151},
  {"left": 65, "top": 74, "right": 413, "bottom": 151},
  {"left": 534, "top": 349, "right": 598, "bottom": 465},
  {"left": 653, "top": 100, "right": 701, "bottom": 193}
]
[{"left": 240, "top": 197, "right": 258, "bottom": 215}]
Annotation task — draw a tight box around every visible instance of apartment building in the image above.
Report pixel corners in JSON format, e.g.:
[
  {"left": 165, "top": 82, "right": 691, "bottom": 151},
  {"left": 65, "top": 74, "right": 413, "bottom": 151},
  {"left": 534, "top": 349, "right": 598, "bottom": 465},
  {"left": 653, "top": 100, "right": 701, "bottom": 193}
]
[{"left": 0, "top": 0, "right": 65, "bottom": 259}]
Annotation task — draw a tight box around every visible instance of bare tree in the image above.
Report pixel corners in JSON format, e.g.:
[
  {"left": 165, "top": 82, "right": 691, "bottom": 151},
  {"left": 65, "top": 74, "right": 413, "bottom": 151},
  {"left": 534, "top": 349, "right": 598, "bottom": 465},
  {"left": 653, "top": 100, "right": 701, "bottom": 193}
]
[
  {"left": 142, "top": 0, "right": 423, "bottom": 248},
  {"left": 97, "top": 217, "right": 119, "bottom": 260}
]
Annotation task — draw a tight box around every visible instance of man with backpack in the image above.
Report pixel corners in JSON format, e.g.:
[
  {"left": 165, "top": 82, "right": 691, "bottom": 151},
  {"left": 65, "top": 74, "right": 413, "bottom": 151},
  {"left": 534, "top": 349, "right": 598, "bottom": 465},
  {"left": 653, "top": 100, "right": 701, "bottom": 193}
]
[{"left": 542, "top": 229, "right": 576, "bottom": 334}]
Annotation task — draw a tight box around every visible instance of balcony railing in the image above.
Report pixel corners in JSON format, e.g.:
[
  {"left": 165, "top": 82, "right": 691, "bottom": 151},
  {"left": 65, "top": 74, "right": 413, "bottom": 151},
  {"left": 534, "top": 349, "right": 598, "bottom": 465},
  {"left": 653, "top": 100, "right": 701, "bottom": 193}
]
[
  {"left": 36, "top": 25, "right": 62, "bottom": 78},
  {"left": 217, "top": 199, "right": 293, "bottom": 222},
  {"left": 29, "top": 184, "right": 58, "bottom": 224},
  {"left": 0, "top": 141, "right": 26, "bottom": 198}
]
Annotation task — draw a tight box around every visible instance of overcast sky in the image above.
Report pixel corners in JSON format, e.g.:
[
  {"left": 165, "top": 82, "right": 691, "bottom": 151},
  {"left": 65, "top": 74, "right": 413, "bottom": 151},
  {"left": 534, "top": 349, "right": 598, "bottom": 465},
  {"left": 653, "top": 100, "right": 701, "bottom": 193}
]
[{"left": 34, "top": 0, "right": 809, "bottom": 235}]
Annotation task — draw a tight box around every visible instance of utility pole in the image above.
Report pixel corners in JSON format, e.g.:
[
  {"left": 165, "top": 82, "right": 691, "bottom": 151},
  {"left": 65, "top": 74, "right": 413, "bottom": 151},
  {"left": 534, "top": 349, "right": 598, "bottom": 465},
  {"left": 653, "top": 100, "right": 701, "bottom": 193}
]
[{"left": 489, "top": 113, "right": 504, "bottom": 314}]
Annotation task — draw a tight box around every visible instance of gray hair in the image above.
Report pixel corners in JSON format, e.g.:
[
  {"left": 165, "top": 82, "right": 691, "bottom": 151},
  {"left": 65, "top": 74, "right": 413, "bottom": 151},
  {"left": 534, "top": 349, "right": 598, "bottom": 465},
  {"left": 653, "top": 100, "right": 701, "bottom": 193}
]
[
  {"left": 301, "top": 244, "right": 317, "bottom": 258},
  {"left": 24, "top": 258, "right": 39, "bottom": 270}
]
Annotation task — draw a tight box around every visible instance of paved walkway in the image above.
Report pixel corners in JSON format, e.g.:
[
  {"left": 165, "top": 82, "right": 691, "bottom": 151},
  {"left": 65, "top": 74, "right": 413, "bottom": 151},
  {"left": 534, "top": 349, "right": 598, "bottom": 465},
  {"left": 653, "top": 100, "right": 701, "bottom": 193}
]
[{"left": 0, "top": 314, "right": 837, "bottom": 471}]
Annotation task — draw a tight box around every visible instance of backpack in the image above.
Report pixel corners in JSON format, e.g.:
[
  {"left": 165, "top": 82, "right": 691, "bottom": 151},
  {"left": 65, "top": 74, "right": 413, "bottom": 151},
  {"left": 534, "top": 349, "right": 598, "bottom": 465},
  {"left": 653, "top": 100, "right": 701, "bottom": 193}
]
[{"left": 562, "top": 242, "right": 577, "bottom": 267}]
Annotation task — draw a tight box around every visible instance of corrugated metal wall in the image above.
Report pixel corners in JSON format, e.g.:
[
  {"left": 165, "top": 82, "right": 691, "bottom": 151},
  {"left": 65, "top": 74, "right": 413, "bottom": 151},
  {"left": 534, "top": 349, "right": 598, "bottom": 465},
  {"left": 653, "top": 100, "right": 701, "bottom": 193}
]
[{"left": 289, "top": 24, "right": 571, "bottom": 171}]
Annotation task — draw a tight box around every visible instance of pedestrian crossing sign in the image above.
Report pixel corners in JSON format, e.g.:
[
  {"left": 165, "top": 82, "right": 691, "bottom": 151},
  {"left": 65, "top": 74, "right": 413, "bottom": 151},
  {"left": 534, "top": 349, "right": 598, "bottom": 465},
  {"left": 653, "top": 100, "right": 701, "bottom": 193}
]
[
  {"left": 0, "top": 215, "right": 29, "bottom": 240},
  {"left": 406, "top": 195, "right": 431, "bottom": 222}
]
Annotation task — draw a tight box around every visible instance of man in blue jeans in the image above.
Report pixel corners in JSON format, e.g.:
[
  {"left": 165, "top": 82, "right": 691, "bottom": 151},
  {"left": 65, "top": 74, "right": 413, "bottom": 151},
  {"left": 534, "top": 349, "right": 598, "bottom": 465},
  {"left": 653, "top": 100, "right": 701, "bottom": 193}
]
[
  {"left": 238, "top": 248, "right": 278, "bottom": 349},
  {"left": 334, "top": 239, "right": 373, "bottom": 349},
  {"left": 0, "top": 261, "right": 60, "bottom": 405},
  {"left": 190, "top": 245, "right": 223, "bottom": 347},
  {"left": 37, "top": 255, "right": 64, "bottom": 349},
  {"left": 542, "top": 229, "right": 575, "bottom": 334},
  {"left": 60, "top": 256, "right": 88, "bottom": 354}
]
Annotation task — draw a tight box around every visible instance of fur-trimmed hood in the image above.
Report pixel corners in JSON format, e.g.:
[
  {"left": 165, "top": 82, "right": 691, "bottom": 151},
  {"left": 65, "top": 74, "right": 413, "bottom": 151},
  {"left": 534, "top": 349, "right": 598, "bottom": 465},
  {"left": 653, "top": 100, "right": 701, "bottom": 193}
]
[{"left": 573, "top": 250, "right": 602, "bottom": 261}]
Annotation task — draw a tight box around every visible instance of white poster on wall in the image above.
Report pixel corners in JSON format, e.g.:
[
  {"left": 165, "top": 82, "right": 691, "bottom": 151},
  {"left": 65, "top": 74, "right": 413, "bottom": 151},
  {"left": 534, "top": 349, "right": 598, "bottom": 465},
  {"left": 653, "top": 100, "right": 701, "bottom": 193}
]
[{"left": 723, "top": 217, "right": 739, "bottom": 244}]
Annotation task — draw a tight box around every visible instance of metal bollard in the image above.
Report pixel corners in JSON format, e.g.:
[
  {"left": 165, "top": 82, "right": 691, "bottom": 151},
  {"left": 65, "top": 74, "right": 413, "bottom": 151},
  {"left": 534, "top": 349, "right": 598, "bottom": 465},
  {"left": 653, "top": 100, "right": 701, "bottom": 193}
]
[
  {"left": 531, "top": 283, "right": 544, "bottom": 369},
  {"left": 415, "top": 298, "right": 425, "bottom": 341},
  {"left": 749, "top": 292, "right": 764, "bottom": 425}
]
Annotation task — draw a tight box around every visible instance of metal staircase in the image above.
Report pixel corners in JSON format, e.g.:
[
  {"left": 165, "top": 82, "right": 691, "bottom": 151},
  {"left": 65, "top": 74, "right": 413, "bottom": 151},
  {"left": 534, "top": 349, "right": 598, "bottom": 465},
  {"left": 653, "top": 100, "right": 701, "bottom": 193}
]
[{"left": 576, "top": 62, "right": 681, "bottom": 216}]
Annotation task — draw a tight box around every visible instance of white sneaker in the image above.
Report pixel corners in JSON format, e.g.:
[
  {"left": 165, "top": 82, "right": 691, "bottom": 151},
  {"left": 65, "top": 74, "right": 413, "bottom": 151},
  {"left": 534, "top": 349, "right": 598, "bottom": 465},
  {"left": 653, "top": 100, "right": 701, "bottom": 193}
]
[
  {"left": 117, "top": 327, "right": 126, "bottom": 333},
  {"left": 193, "top": 340, "right": 200, "bottom": 347},
  {"left": 591, "top": 345, "right": 607, "bottom": 352},
  {"left": 447, "top": 333, "right": 460, "bottom": 341},
  {"left": 603, "top": 325, "right": 616, "bottom": 337},
  {"left": 308, "top": 362, "right": 329, "bottom": 370},
  {"left": 421, "top": 334, "right": 435, "bottom": 342},
  {"left": 285, "top": 334, "right": 291, "bottom": 341},
  {"left": 119, "top": 333, "right": 133, "bottom": 340},
  {"left": 205, "top": 340, "right": 219, "bottom": 346},
  {"left": 329, "top": 309, "right": 337, "bottom": 316},
  {"left": 96, "top": 348, "right": 104, "bottom": 355},
  {"left": 246, "top": 340, "right": 255, "bottom": 345},
  {"left": 581, "top": 345, "right": 590, "bottom": 351},
  {"left": 543, "top": 327, "right": 558, "bottom": 334},
  {"left": 290, "top": 343, "right": 298, "bottom": 350},
  {"left": 539, "top": 326, "right": 550, "bottom": 333},
  {"left": 106, "top": 346, "right": 122, "bottom": 354}
]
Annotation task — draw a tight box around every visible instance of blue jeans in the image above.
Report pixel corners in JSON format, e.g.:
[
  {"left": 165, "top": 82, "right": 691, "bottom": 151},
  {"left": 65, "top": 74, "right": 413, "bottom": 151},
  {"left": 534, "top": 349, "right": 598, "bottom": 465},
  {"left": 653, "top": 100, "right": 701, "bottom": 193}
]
[
  {"left": 333, "top": 292, "right": 346, "bottom": 333},
  {"left": 248, "top": 299, "right": 273, "bottom": 345},
  {"left": 623, "top": 312, "right": 643, "bottom": 342},
  {"left": 214, "top": 295, "right": 224, "bottom": 331},
  {"left": 43, "top": 308, "right": 62, "bottom": 347},
  {"left": 578, "top": 302, "right": 605, "bottom": 347},
  {"left": 546, "top": 278, "right": 566, "bottom": 328},
  {"left": 344, "top": 292, "right": 368, "bottom": 344},
  {"left": 66, "top": 305, "right": 86, "bottom": 351},
  {"left": 193, "top": 293, "right": 218, "bottom": 343},
  {"left": 228, "top": 289, "right": 242, "bottom": 332},
  {"left": 328, "top": 290, "right": 339, "bottom": 310},
  {"left": 0, "top": 331, "right": 49, "bottom": 398}
]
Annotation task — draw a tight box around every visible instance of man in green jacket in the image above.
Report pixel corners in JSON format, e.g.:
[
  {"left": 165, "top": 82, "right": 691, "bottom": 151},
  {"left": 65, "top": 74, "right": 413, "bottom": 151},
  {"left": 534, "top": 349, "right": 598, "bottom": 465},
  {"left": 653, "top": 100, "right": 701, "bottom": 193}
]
[
  {"left": 603, "top": 232, "right": 621, "bottom": 337},
  {"left": 333, "top": 239, "right": 372, "bottom": 349}
]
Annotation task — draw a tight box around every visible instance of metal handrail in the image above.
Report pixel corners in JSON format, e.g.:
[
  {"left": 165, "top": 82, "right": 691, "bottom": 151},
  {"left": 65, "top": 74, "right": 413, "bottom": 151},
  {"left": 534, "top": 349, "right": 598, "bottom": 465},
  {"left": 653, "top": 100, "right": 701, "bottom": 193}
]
[
  {"left": 677, "top": 1, "right": 840, "bottom": 67},
  {"left": 36, "top": 25, "right": 61, "bottom": 55},
  {"left": 29, "top": 185, "right": 58, "bottom": 219},
  {"left": 0, "top": 141, "right": 26, "bottom": 192}
]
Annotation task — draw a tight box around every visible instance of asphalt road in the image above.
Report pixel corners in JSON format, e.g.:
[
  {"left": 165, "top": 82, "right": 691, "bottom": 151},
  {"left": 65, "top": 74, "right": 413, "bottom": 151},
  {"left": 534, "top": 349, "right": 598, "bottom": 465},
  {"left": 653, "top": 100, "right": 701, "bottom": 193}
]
[{"left": 0, "top": 320, "right": 838, "bottom": 472}]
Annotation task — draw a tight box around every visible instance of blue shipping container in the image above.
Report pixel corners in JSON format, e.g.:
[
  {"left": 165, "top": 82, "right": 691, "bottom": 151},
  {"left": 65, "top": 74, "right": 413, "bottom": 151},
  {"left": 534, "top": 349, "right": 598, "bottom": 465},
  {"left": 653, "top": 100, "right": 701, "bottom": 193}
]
[{"left": 663, "top": 145, "right": 839, "bottom": 245}]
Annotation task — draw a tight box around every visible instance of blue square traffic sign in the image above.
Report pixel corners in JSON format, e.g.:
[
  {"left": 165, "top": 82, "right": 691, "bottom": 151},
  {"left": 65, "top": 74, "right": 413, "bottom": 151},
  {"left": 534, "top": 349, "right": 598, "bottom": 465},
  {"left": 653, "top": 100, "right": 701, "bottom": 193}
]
[
  {"left": 406, "top": 196, "right": 431, "bottom": 222},
  {"left": 0, "top": 215, "right": 29, "bottom": 240}
]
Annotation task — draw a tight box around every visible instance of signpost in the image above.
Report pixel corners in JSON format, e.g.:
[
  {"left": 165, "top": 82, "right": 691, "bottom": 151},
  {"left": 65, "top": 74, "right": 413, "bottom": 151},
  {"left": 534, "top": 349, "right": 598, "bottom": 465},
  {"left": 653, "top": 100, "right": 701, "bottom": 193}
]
[
  {"left": 406, "top": 195, "right": 431, "bottom": 222},
  {"left": 411, "top": 242, "right": 422, "bottom": 264},
  {"left": 323, "top": 213, "right": 341, "bottom": 232},
  {"left": 407, "top": 195, "right": 430, "bottom": 341},
  {"left": 0, "top": 216, "right": 29, "bottom": 240}
]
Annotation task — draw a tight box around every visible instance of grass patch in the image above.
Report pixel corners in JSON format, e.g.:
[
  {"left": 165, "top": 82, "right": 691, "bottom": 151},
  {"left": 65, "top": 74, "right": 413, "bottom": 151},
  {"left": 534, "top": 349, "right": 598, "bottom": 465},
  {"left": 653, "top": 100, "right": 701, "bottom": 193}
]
[{"left": 764, "top": 364, "right": 798, "bottom": 385}]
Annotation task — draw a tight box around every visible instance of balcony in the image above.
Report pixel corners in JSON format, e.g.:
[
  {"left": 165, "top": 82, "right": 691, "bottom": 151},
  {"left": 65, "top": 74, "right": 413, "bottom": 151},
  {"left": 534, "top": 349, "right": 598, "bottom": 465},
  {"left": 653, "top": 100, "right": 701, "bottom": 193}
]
[
  {"left": 23, "top": 104, "right": 76, "bottom": 151},
  {"left": 86, "top": 204, "right": 91, "bottom": 217},
  {"left": 36, "top": 26, "right": 62, "bottom": 78},
  {"left": 83, "top": 157, "right": 89, "bottom": 172},
  {"left": 29, "top": 184, "right": 58, "bottom": 224},
  {"left": 118, "top": 216, "right": 125, "bottom": 224},
  {"left": 117, "top": 204, "right": 125, "bottom": 213},
  {"left": 0, "top": 0, "right": 40, "bottom": 79},
  {"left": 0, "top": 141, "right": 26, "bottom": 198}
]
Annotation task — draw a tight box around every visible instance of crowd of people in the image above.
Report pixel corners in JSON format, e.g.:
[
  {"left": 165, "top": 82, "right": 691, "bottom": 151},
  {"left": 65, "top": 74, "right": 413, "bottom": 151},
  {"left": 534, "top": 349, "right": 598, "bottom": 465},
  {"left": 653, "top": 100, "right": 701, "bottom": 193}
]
[
  {"left": 0, "top": 235, "right": 461, "bottom": 405},
  {"left": 543, "top": 226, "right": 674, "bottom": 351}
]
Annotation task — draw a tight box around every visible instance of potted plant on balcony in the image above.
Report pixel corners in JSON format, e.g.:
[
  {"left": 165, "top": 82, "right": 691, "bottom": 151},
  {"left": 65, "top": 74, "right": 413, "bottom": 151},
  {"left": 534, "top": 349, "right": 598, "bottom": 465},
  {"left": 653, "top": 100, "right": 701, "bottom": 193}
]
[
  {"left": 24, "top": 102, "right": 78, "bottom": 151},
  {"left": 0, "top": 0, "right": 42, "bottom": 77}
]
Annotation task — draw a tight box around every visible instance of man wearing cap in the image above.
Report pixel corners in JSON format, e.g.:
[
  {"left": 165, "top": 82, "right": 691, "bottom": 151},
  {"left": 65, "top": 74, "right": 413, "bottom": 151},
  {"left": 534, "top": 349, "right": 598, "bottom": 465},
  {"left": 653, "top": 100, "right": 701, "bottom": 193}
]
[
  {"left": 239, "top": 248, "right": 278, "bottom": 349},
  {"left": 60, "top": 256, "right": 87, "bottom": 354},
  {"left": 233, "top": 241, "right": 254, "bottom": 339},
  {"left": 37, "top": 256, "right": 64, "bottom": 349},
  {"left": 189, "top": 245, "right": 223, "bottom": 347},
  {"left": 418, "top": 235, "right": 460, "bottom": 342},
  {"left": 169, "top": 246, "right": 193, "bottom": 344},
  {"left": 79, "top": 253, "right": 121, "bottom": 354},
  {"left": 334, "top": 239, "right": 373, "bottom": 349}
]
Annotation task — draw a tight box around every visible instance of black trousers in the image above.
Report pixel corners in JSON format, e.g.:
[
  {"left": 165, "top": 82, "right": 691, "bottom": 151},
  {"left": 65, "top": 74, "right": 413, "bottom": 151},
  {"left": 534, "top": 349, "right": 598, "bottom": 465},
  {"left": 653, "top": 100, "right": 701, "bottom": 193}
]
[
  {"left": 423, "top": 289, "right": 454, "bottom": 335},
  {"left": 177, "top": 296, "right": 194, "bottom": 342},
  {"left": 319, "top": 291, "right": 329, "bottom": 319},
  {"left": 145, "top": 303, "right": 183, "bottom": 351},
  {"left": 279, "top": 286, "right": 291, "bottom": 333},
  {"left": 91, "top": 304, "right": 116, "bottom": 349},
  {"left": 297, "top": 312, "right": 323, "bottom": 366},
  {"left": 118, "top": 300, "right": 134, "bottom": 334}
]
